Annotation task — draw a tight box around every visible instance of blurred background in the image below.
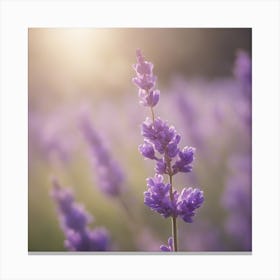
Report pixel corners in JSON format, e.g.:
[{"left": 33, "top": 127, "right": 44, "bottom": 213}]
[{"left": 28, "top": 28, "right": 252, "bottom": 252}]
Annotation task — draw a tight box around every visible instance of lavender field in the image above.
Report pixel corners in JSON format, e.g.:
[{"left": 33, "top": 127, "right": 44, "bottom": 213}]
[{"left": 28, "top": 28, "right": 251, "bottom": 252}]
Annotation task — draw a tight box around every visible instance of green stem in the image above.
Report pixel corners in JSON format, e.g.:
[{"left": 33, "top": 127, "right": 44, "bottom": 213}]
[
  {"left": 150, "top": 106, "right": 155, "bottom": 123},
  {"left": 169, "top": 174, "right": 178, "bottom": 251},
  {"left": 119, "top": 196, "right": 134, "bottom": 221}
]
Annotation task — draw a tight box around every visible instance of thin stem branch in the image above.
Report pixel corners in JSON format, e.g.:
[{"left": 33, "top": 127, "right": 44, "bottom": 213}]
[
  {"left": 119, "top": 196, "right": 134, "bottom": 221},
  {"left": 150, "top": 107, "right": 155, "bottom": 123},
  {"left": 169, "top": 174, "right": 178, "bottom": 252},
  {"left": 172, "top": 214, "right": 178, "bottom": 252}
]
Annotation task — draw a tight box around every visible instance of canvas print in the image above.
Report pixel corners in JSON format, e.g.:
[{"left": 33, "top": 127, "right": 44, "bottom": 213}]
[{"left": 28, "top": 28, "right": 252, "bottom": 252}]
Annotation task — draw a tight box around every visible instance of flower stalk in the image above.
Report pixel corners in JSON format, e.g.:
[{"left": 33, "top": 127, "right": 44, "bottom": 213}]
[
  {"left": 169, "top": 174, "right": 178, "bottom": 251},
  {"left": 132, "top": 49, "right": 204, "bottom": 252}
]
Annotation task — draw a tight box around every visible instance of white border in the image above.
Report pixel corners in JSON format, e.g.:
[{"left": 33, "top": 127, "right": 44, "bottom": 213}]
[{"left": 1, "top": 0, "right": 279, "bottom": 279}]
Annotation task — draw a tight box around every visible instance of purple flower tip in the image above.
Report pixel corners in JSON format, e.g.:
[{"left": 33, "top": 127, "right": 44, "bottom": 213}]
[
  {"left": 160, "top": 237, "right": 173, "bottom": 252},
  {"left": 133, "top": 49, "right": 158, "bottom": 104},
  {"left": 139, "top": 141, "right": 157, "bottom": 160},
  {"left": 134, "top": 49, "right": 153, "bottom": 75},
  {"left": 136, "top": 49, "right": 144, "bottom": 64}
]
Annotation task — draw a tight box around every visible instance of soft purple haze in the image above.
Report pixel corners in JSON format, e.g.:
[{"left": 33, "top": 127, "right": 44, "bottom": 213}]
[{"left": 51, "top": 178, "right": 110, "bottom": 251}]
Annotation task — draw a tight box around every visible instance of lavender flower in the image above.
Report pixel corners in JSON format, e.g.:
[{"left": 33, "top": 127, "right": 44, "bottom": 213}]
[
  {"left": 133, "top": 50, "right": 204, "bottom": 251},
  {"left": 140, "top": 117, "right": 196, "bottom": 176},
  {"left": 144, "top": 174, "right": 204, "bottom": 223},
  {"left": 79, "top": 112, "right": 124, "bottom": 197},
  {"left": 132, "top": 49, "right": 160, "bottom": 108},
  {"left": 51, "top": 179, "right": 110, "bottom": 251},
  {"left": 138, "top": 89, "right": 160, "bottom": 107},
  {"left": 172, "top": 147, "right": 195, "bottom": 174},
  {"left": 138, "top": 141, "right": 158, "bottom": 160},
  {"left": 177, "top": 187, "right": 204, "bottom": 223},
  {"left": 160, "top": 237, "right": 173, "bottom": 252},
  {"left": 141, "top": 117, "right": 181, "bottom": 156},
  {"left": 144, "top": 174, "right": 177, "bottom": 218}
]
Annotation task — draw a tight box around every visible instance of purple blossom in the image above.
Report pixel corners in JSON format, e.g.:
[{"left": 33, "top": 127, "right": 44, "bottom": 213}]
[
  {"left": 138, "top": 89, "right": 160, "bottom": 107},
  {"left": 133, "top": 49, "right": 153, "bottom": 76},
  {"left": 160, "top": 237, "right": 173, "bottom": 252},
  {"left": 172, "top": 146, "right": 195, "bottom": 174},
  {"left": 155, "top": 158, "right": 167, "bottom": 174},
  {"left": 144, "top": 174, "right": 177, "bottom": 218},
  {"left": 138, "top": 141, "right": 157, "bottom": 160},
  {"left": 132, "top": 49, "right": 159, "bottom": 107},
  {"left": 141, "top": 117, "right": 181, "bottom": 156},
  {"left": 141, "top": 117, "right": 194, "bottom": 176},
  {"left": 79, "top": 112, "right": 125, "bottom": 197},
  {"left": 51, "top": 179, "right": 110, "bottom": 251},
  {"left": 177, "top": 187, "right": 204, "bottom": 223},
  {"left": 144, "top": 175, "right": 204, "bottom": 224},
  {"left": 133, "top": 76, "right": 157, "bottom": 93}
]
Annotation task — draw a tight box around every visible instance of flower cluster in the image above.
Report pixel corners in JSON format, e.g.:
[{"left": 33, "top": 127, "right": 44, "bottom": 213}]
[
  {"left": 176, "top": 187, "right": 204, "bottom": 223},
  {"left": 140, "top": 116, "right": 195, "bottom": 175},
  {"left": 133, "top": 50, "right": 204, "bottom": 251},
  {"left": 80, "top": 112, "right": 124, "bottom": 197},
  {"left": 144, "top": 174, "right": 177, "bottom": 218},
  {"left": 51, "top": 178, "right": 110, "bottom": 251},
  {"left": 144, "top": 174, "right": 204, "bottom": 222}
]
